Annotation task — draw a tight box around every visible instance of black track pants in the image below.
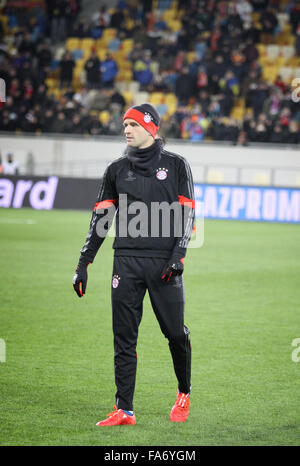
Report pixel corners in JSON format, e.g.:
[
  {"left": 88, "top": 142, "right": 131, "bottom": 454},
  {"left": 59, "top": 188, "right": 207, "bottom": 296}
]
[{"left": 111, "top": 255, "right": 191, "bottom": 411}]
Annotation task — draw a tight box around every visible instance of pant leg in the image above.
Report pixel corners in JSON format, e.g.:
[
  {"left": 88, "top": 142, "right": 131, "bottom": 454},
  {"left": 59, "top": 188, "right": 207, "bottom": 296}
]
[
  {"left": 111, "top": 256, "right": 146, "bottom": 411},
  {"left": 145, "top": 258, "right": 192, "bottom": 394}
]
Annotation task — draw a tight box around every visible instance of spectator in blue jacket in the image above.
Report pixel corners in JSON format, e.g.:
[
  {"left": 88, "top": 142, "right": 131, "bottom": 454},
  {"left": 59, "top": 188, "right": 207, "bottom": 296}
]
[
  {"left": 100, "top": 53, "right": 118, "bottom": 88},
  {"left": 133, "top": 50, "right": 154, "bottom": 89}
]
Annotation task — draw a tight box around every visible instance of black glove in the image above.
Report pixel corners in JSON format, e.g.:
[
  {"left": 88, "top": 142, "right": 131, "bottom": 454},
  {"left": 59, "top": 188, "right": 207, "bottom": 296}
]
[
  {"left": 161, "top": 257, "right": 184, "bottom": 283},
  {"left": 73, "top": 260, "right": 90, "bottom": 298}
]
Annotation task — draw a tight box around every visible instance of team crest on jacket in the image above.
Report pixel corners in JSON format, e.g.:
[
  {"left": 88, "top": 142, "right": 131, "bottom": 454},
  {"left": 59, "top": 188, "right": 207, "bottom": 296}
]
[
  {"left": 156, "top": 167, "right": 168, "bottom": 180},
  {"left": 112, "top": 274, "right": 120, "bottom": 288}
]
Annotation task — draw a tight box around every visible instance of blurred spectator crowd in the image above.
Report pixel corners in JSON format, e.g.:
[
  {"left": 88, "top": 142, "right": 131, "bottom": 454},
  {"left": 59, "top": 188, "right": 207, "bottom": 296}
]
[{"left": 0, "top": 0, "right": 300, "bottom": 145}]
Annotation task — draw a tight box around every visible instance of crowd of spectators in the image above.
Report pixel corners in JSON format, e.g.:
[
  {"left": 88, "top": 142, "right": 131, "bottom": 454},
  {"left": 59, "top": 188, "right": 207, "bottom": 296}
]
[{"left": 0, "top": 0, "right": 300, "bottom": 144}]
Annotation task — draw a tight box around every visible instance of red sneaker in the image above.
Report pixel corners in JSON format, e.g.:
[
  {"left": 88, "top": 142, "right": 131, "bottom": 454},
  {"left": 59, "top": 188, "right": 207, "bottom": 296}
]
[
  {"left": 96, "top": 406, "right": 136, "bottom": 426},
  {"left": 170, "top": 390, "right": 190, "bottom": 422}
]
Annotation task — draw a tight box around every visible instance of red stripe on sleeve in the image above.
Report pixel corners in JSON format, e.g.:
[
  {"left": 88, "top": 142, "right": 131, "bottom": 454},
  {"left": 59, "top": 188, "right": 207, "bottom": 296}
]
[
  {"left": 94, "top": 199, "right": 117, "bottom": 211},
  {"left": 178, "top": 195, "right": 195, "bottom": 209}
]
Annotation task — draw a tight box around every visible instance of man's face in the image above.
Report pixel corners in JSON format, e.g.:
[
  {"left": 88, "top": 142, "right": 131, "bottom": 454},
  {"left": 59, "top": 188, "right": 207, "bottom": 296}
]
[{"left": 123, "top": 118, "right": 153, "bottom": 149}]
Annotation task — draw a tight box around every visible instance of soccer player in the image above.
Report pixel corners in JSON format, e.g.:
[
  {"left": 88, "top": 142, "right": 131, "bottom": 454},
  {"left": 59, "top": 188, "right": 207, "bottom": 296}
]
[{"left": 73, "top": 103, "right": 195, "bottom": 425}]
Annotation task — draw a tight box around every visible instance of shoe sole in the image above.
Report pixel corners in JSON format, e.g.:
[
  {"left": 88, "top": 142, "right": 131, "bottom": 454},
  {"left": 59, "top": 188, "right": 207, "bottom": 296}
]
[
  {"left": 96, "top": 423, "right": 136, "bottom": 426},
  {"left": 96, "top": 419, "right": 136, "bottom": 426}
]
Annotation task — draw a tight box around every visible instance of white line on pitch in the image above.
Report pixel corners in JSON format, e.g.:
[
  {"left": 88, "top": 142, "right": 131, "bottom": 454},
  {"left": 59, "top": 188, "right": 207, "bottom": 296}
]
[{"left": 0, "top": 218, "right": 37, "bottom": 224}]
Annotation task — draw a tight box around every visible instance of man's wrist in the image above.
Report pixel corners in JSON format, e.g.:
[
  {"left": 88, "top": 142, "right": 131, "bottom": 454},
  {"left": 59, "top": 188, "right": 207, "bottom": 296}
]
[
  {"left": 78, "top": 256, "right": 92, "bottom": 268},
  {"left": 170, "top": 250, "right": 186, "bottom": 263}
]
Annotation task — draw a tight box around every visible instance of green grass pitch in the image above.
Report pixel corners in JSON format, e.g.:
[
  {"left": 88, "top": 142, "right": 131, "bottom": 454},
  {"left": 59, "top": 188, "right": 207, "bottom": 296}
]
[{"left": 0, "top": 207, "right": 299, "bottom": 446}]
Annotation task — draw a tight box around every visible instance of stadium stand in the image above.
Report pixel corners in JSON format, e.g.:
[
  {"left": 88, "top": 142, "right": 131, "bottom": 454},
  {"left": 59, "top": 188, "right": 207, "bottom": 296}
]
[{"left": 0, "top": 0, "right": 299, "bottom": 144}]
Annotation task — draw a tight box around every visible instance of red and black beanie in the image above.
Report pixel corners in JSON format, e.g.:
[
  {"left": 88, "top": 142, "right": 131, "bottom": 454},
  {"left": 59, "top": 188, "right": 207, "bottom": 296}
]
[{"left": 123, "top": 103, "right": 160, "bottom": 138}]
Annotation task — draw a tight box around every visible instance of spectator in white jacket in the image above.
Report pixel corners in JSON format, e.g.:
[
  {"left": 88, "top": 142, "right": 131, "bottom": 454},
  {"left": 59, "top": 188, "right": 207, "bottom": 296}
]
[
  {"left": 236, "top": 0, "right": 253, "bottom": 25},
  {"left": 3, "top": 153, "right": 19, "bottom": 175}
]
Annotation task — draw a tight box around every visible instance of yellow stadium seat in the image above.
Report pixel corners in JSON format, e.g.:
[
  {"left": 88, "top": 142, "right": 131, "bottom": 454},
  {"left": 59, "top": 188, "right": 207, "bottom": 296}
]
[
  {"left": 162, "top": 113, "right": 170, "bottom": 122},
  {"left": 66, "top": 37, "right": 81, "bottom": 51},
  {"left": 47, "top": 88, "right": 62, "bottom": 99},
  {"left": 275, "top": 32, "right": 288, "bottom": 45},
  {"left": 168, "top": 20, "right": 181, "bottom": 32},
  {"left": 72, "top": 81, "right": 82, "bottom": 92},
  {"left": 103, "top": 28, "right": 117, "bottom": 39},
  {"left": 123, "top": 70, "right": 133, "bottom": 81},
  {"left": 95, "top": 38, "right": 107, "bottom": 49},
  {"left": 122, "top": 39, "right": 134, "bottom": 51},
  {"left": 112, "top": 50, "right": 126, "bottom": 61},
  {"left": 122, "top": 91, "right": 134, "bottom": 105},
  {"left": 75, "top": 58, "right": 85, "bottom": 70},
  {"left": 118, "top": 60, "right": 132, "bottom": 71},
  {"left": 258, "top": 55, "right": 271, "bottom": 66},
  {"left": 82, "top": 48, "right": 92, "bottom": 60},
  {"left": 262, "top": 65, "right": 279, "bottom": 83},
  {"left": 288, "top": 35, "right": 296, "bottom": 46},
  {"left": 125, "top": 18, "right": 135, "bottom": 30},
  {"left": 100, "top": 36, "right": 114, "bottom": 46},
  {"left": 97, "top": 49, "right": 108, "bottom": 61},
  {"left": 113, "top": 54, "right": 123, "bottom": 63},
  {"left": 162, "top": 9, "right": 175, "bottom": 22},
  {"left": 187, "top": 51, "right": 196, "bottom": 64},
  {"left": 149, "top": 92, "right": 164, "bottom": 105},
  {"left": 274, "top": 56, "right": 287, "bottom": 67},
  {"left": 166, "top": 103, "right": 177, "bottom": 115},
  {"left": 230, "top": 107, "right": 244, "bottom": 120},
  {"left": 165, "top": 92, "right": 177, "bottom": 102},
  {"left": 99, "top": 111, "right": 110, "bottom": 124},
  {"left": 165, "top": 93, "right": 178, "bottom": 115},
  {"left": 282, "top": 23, "right": 292, "bottom": 33},
  {"left": 73, "top": 67, "right": 84, "bottom": 79},
  {"left": 81, "top": 38, "right": 96, "bottom": 51},
  {"left": 116, "top": 71, "right": 124, "bottom": 81},
  {"left": 0, "top": 15, "right": 9, "bottom": 35},
  {"left": 288, "top": 56, "right": 300, "bottom": 67},
  {"left": 45, "top": 78, "right": 56, "bottom": 90},
  {"left": 116, "top": 70, "right": 132, "bottom": 82},
  {"left": 257, "top": 44, "right": 266, "bottom": 56}
]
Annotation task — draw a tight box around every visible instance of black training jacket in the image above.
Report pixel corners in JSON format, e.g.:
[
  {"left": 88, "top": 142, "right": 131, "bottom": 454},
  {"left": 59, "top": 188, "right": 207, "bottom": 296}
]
[{"left": 79, "top": 142, "right": 195, "bottom": 264}]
